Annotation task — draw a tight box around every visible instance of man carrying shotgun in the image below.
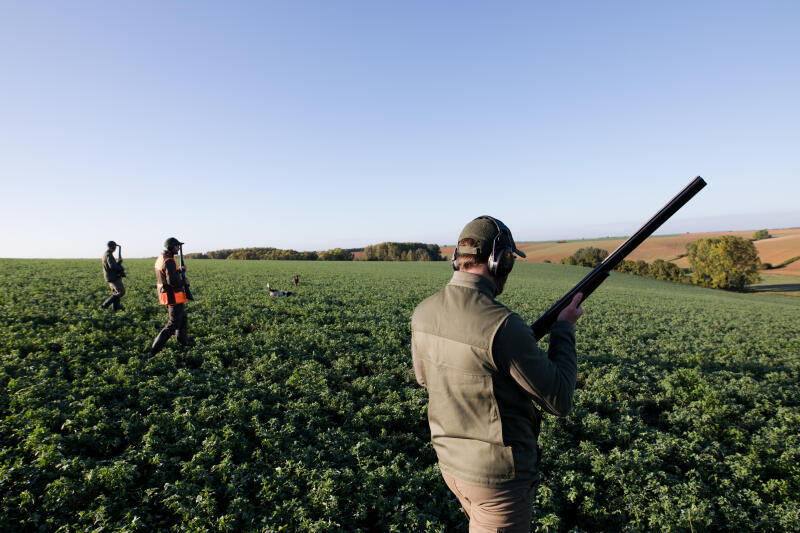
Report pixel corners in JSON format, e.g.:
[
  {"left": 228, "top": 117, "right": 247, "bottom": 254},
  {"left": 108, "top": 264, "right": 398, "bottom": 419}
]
[
  {"left": 150, "top": 237, "right": 192, "bottom": 355},
  {"left": 410, "top": 178, "right": 706, "bottom": 531},
  {"left": 411, "top": 216, "right": 583, "bottom": 532},
  {"left": 101, "top": 240, "right": 126, "bottom": 311}
]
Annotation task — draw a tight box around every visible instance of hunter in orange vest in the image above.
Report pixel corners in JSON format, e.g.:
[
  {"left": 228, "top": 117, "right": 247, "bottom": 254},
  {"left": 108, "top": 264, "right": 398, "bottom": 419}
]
[{"left": 149, "top": 237, "right": 191, "bottom": 355}]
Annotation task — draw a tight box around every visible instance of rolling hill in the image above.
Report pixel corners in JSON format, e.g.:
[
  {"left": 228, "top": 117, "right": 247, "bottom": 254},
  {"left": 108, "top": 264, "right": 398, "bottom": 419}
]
[{"left": 440, "top": 227, "right": 800, "bottom": 275}]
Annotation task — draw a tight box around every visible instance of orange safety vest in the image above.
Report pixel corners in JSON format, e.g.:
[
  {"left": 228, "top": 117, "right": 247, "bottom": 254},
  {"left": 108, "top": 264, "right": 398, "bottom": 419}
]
[{"left": 154, "top": 254, "right": 189, "bottom": 305}]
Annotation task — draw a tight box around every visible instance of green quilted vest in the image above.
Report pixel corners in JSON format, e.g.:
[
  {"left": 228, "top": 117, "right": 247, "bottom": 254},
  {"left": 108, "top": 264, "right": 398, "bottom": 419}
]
[{"left": 411, "top": 272, "right": 541, "bottom": 487}]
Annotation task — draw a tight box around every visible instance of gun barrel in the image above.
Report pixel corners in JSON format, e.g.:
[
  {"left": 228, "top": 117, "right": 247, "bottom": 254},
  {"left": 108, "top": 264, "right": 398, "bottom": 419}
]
[
  {"left": 178, "top": 244, "right": 196, "bottom": 301},
  {"left": 597, "top": 176, "right": 706, "bottom": 271},
  {"left": 531, "top": 176, "right": 706, "bottom": 340}
]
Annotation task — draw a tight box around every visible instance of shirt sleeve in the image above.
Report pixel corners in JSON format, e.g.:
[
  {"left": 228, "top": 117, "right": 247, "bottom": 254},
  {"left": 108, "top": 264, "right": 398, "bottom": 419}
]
[{"left": 492, "top": 313, "right": 577, "bottom": 416}]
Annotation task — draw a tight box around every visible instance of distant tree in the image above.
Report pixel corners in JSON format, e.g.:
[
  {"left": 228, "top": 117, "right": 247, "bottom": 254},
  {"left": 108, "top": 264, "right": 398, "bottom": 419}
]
[
  {"left": 775, "top": 255, "right": 800, "bottom": 268},
  {"left": 561, "top": 247, "right": 609, "bottom": 267},
  {"left": 635, "top": 260, "right": 650, "bottom": 276},
  {"left": 615, "top": 259, "right": 650, "bottom": 276},
  {"left": 318, "top": 248, "right": 354, "bottom": 261},
  {"left": 648, "top": 259, "right": 686, "bottom": 282},
  {"left": 752, "top": 229, "right": 771, "bottom": 241},
  {"left": 687, "top": 236, "right": 761, "bottom": 290},
  {"left": 361, "top": 242, "right": 445, "bottom": 261},
  {"left": 187, "top": 246, "right": 354, "bottom": 261}
]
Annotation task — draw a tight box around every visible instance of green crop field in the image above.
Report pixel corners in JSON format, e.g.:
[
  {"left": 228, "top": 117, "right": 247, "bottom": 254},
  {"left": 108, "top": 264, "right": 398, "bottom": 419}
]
[{"left": 1, "top": 258, "right": 798, "bottom": 532}]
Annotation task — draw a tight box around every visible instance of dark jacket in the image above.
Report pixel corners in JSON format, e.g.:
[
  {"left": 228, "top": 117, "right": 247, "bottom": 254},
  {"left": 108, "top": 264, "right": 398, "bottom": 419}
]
[
  {"left": 155, "top": 252, "right": 187, "bottom": 305},
  {"left": 102, "top": 250, "right": 125, "bottom": 282},
  {"left": 411, "top": 271, "right": 577, "bottom": 487}
]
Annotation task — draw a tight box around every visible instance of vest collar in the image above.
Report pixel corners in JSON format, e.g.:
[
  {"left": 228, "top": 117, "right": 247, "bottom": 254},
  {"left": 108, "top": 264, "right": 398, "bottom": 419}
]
[{"left": 449, "top": 271, "right": 499, "bottom": 298}]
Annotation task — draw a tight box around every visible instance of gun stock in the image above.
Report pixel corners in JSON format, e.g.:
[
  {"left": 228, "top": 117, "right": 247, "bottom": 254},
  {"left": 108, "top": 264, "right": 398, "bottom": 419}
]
[
  {"left": 531, "top": 176, "right": 707, "bottom": 340},
  {"left": 178, "top": 245, "right": 195, "bottom": 301}
]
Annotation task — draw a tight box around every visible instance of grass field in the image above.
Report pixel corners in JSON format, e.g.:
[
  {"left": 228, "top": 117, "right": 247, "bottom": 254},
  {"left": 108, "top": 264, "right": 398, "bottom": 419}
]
[
  {"left": 1, "top": 259, "right": 799, "bottom": 531},
  {"left": 747, "top": 274, "right": 800, "bottom": 297}
]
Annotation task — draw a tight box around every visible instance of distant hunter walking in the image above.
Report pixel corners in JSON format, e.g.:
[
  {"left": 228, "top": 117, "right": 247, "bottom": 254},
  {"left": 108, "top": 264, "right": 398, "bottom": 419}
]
[
  {"left": 149, "top": 237, "right": 192, "bottom": 355},
  {"left": 101, "top": 240, "right": 126, "bottom": 310},
  {"left": 411, "top": 216, "right": 583, "bottom": 532}
]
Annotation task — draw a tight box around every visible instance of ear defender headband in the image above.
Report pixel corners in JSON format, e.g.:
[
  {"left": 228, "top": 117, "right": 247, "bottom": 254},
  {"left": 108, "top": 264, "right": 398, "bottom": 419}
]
[{"left": 451, "top": 216, "right": 518, "bottom": 277}]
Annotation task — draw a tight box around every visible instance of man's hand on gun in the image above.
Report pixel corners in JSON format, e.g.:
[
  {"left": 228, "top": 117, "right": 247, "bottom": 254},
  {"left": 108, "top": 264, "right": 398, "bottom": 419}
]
[{"left": 557, "top": 293, "right": 583, "bottom": 324}]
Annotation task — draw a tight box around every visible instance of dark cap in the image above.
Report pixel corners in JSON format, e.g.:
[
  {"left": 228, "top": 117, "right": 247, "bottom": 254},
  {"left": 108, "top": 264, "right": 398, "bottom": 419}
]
[
  {"left": 456, "top": 216, "right": 526, "bottom": 258},
  {"left": 164, "top": 237, "right": 184, "bottom": 248}
]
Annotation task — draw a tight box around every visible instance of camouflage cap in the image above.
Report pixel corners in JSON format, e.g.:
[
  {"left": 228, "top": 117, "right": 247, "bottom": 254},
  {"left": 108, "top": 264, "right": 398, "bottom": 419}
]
[{"left": 456, "top": 216, "right": 526, "bottom": 258}]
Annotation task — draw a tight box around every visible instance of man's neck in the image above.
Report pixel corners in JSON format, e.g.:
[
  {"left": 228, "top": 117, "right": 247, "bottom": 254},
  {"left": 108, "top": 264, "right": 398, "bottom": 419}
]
[
  {"left": 461, "top": 264, "right": 493, "bottom": 280},
  {"left": 459, "top": 264, "right": 504, "bottom": 295}
]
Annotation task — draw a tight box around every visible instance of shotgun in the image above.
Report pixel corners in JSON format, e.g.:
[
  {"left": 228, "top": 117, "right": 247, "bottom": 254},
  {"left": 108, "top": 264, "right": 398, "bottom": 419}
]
[
  {"left": 117, "top": 245, "right": 126, "bottom": 278},
  {"left": 178, "top": 244, "right": 195, "bottom": 301},
  {"left": 531, "top": 176, "right": 707, "bottom": 340}
]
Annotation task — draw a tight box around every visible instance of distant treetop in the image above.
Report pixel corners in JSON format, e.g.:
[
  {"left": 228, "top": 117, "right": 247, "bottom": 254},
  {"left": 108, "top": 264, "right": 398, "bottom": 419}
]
[
  {"left": 185, "top": 247, "right": 353, "bottom": 261},
  {"left": 361, "top": 242, "right": 445, "bottom": 261},
  {"left": 560, "top": 247, "right": 609, "bottom": 268}
]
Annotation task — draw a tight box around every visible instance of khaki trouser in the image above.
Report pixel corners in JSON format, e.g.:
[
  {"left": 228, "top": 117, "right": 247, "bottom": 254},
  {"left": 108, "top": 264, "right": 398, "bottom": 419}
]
[
  {"left": 442, "top": 472, "right": 537, "bottom": 533},
  {"left": 102, "top": 280, "right": 125, "bottom": 310}
]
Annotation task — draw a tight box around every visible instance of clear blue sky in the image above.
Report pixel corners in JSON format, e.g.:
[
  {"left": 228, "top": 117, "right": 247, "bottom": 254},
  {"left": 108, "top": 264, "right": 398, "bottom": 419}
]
[{"left": 1, "top": 1, "right": 798, "bottom": 258}]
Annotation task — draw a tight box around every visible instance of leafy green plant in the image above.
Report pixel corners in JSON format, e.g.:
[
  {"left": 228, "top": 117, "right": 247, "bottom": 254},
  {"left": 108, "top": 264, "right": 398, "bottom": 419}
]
[{"left": 0, "top": 259, "right": 798, "bottom": 531}]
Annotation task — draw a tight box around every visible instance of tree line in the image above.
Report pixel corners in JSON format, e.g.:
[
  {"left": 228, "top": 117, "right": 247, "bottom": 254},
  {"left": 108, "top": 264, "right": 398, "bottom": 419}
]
[
  {"left": 559, "top": 234, "right": 763, "bottom": 290},
  {"left": 186, "top": 247, "right": 354, "bottom": 261},
  {"left": 186, "top": 242, "right": 445, "bottom": 262},
  {"left": 361, "top": 242, "right": 445, "bottom": 261}
]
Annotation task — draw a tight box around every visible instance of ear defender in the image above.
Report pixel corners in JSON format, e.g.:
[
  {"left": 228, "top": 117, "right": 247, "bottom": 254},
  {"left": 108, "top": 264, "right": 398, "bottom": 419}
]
[
  {"left": 454, "top": 216, "right": 516, "bottom": 276},
  {"left": 486, "top": 216, "right": 515, "bottom": 278}
]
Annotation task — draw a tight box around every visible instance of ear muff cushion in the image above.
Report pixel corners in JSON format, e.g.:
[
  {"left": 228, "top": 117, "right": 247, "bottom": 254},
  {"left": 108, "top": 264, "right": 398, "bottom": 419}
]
[
  {"left": 487, "top": 217, "right": 515, "bottom": 277},
  {"left": 489, "top": 244, "right": 514, "bottom": 277},
  {"left": 494, "top": 248, "right": 515, "bottom": 277}
]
